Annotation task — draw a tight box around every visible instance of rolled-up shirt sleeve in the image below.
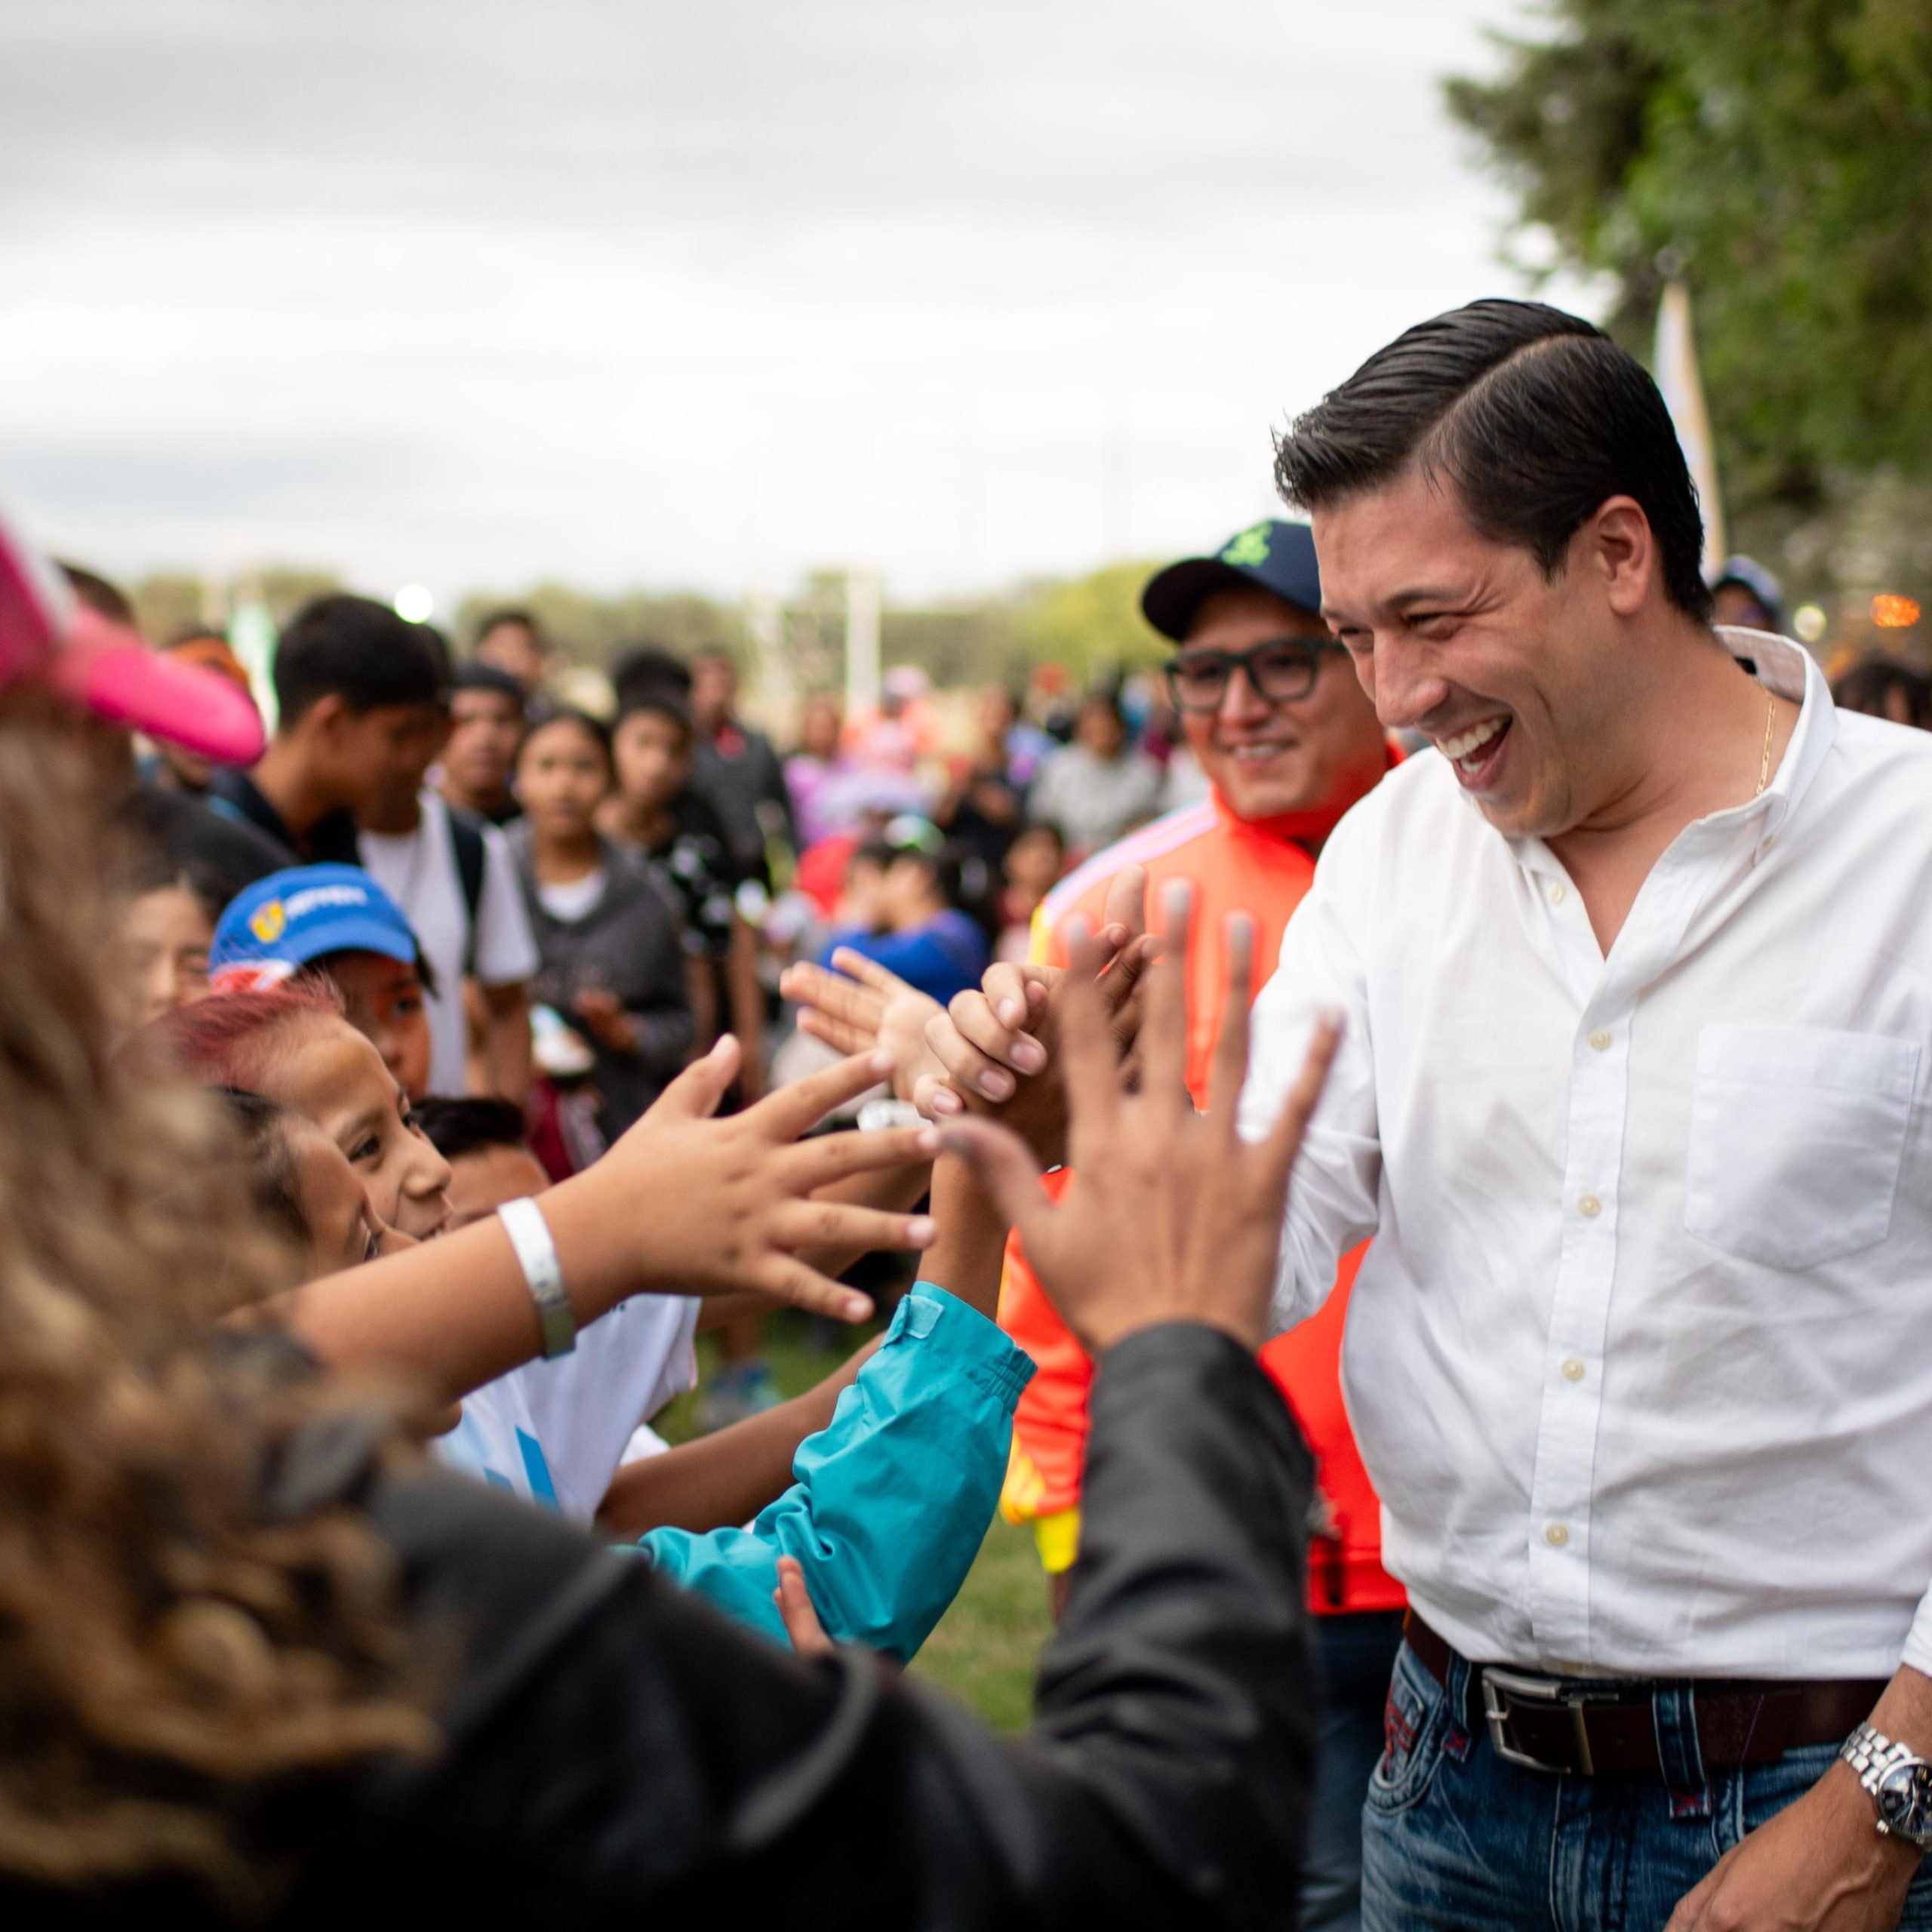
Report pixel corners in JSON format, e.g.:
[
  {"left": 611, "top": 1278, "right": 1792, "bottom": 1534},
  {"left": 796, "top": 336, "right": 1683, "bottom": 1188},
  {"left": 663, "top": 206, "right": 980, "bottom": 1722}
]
[{"left": 1238, "top": 809, "right": 1384, "bottom": 1336}]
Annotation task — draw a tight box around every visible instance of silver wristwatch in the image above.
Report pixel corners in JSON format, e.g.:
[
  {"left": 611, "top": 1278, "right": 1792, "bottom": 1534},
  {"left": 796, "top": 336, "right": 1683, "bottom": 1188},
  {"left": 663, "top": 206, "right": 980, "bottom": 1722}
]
[{"left": 1841, "top": 1721, "right": 1932, "bottom": 1851}]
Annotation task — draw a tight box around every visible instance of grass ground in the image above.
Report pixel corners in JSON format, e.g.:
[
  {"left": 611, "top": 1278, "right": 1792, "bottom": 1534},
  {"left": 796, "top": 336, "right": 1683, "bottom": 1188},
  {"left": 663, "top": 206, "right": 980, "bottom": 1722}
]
[{"left": 656, "top": 1308, "right": 1054, "bottom": 1732}]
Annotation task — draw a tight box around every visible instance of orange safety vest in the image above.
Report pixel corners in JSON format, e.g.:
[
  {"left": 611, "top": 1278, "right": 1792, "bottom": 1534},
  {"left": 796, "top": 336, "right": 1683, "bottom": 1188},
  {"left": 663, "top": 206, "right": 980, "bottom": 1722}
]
[{"left": 998, "top": 780, "right": 1404, "bottom": 1615}]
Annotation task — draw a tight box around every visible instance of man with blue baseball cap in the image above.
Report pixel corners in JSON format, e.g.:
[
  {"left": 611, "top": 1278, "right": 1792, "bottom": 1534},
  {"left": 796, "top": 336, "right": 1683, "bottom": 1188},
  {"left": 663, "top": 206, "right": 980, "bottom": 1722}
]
[{"left": 211, "top": 863, "right": 434, "bottom": 1099}]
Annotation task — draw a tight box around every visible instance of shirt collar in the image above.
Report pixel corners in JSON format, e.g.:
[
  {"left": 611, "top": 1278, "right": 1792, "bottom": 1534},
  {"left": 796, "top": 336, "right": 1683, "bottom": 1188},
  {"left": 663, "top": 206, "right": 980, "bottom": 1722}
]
[{"left": 1716, "top": 624, "right": 1836, "bottom": 850}]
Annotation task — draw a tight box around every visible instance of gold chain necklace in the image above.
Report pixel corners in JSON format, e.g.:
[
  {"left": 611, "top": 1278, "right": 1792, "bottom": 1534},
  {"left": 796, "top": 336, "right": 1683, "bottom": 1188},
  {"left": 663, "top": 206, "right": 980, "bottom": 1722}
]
[{"left": 1755, "top": 691, "right": 1777, "bottom": 798}]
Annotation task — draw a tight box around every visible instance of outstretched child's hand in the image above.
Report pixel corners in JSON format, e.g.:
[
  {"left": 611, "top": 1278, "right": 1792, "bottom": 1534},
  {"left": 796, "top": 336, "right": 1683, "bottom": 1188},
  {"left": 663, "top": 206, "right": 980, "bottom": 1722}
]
[
  {"left": 912, "top": 863, "right": 1151, "bottom": 1131},
  {"left": 912, "top": 866, "right": 1155, "bottom": 1169},
  {"left": 774, "top": 1556, "right": 835, "bottom": 1658},
  {"left": 571, "top": 1036, "right": 940, "bottom": 1324},
  {"left": 780, "top": 950, "right": 945, "bottom": 1104},
  {"left": 941, "top": 882, "right": 1339, "bottom": 1356}
]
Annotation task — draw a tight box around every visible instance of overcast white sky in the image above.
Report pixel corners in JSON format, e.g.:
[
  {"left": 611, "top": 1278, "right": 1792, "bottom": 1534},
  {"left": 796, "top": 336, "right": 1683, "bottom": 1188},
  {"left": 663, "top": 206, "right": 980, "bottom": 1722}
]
[{"left": 0, "top": 0, "right": 1572, "bottom": 609}]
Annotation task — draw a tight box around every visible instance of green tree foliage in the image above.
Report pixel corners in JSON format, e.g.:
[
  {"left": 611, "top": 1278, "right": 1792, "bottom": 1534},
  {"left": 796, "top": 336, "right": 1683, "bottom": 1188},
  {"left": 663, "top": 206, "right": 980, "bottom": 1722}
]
[
  {"left": 1447, "top": 0, "right": 1932, "bottom": 515},
  {"left": 1011, "top": 560, "right": 1168, "bottom": 686}
]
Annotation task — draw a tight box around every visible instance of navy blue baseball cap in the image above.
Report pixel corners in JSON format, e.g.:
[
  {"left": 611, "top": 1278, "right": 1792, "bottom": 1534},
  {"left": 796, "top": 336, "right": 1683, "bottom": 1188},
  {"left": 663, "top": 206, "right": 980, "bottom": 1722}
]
[
  {"left": 210, "top": 864, "right": 418, "bottom": 992},
  {"left": 1140, "top": 518, "right": 1324, "bottom": 642}
]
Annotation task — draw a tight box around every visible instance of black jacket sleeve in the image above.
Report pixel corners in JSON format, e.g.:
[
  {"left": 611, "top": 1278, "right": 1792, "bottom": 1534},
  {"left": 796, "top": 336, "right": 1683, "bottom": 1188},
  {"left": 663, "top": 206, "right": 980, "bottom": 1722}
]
[{"left": 321, "top": 1323, "right": 1315, "bottom": 1932}]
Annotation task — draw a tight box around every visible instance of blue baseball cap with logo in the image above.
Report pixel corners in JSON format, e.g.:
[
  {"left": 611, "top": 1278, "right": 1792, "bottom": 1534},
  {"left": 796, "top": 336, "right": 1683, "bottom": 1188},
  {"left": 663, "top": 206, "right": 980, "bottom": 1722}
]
[
  {"left": 1140, "top": 518, "right": 1325, "bottom": 642},
  {"left": 210, "top": 863, "right": 418, "bottom": 992}
]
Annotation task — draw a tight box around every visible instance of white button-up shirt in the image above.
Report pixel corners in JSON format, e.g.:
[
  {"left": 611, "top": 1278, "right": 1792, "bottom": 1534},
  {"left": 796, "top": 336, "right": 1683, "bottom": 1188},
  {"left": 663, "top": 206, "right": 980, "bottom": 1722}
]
[{"left": 1241, "top": 630, "right": 1932, "bottom": 1681}]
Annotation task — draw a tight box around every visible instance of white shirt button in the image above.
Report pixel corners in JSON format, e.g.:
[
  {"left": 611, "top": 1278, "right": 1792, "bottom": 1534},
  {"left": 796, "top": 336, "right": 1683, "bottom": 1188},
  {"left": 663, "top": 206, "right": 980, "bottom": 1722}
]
[
  {"left": 1547, "top": 881, "right": 1568, "bottom": 906},
  {"left": 1546, "top": 1522, "right": 1571, "bottom": 1548},
  {"left": 1588, "top": 1028, "right": 1612, "bottom": 1051},
  {"left": 1561, "top": 1356, "right": 1586, "bottom": 1382},
  {"left": 1578, "top": 1194, "right": 1602, "bottom": 1219}
]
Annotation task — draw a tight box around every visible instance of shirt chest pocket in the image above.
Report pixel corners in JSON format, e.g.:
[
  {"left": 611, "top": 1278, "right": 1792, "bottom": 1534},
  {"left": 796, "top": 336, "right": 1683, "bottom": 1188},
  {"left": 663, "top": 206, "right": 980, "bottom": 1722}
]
[{"left": 1684, "top": 1023, "right": 1919, "bottom": 1271}]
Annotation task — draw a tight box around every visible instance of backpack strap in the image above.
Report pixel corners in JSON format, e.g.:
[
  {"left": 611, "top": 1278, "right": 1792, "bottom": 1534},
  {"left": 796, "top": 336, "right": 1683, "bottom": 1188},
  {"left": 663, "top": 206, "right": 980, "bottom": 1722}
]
[{"left": 447, "top": 805, "right": 489, "bottom": 977}]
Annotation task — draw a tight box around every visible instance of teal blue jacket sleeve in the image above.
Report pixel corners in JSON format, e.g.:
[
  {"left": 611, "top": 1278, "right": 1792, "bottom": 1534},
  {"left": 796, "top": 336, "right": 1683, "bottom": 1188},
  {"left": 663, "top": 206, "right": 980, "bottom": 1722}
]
[{"left": 637, "top": 1284, "right": 1033, "bottom": 1662}]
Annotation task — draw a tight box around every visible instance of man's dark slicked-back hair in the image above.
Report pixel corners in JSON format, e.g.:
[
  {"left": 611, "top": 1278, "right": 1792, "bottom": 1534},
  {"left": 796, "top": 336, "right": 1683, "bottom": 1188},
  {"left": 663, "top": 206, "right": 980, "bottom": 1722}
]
[
  {"left": 1274, "top": 299, "right": 1714, "bottom": 623},
  {"left": 273, "top": 594, "right": 450, "bottom": 725}
]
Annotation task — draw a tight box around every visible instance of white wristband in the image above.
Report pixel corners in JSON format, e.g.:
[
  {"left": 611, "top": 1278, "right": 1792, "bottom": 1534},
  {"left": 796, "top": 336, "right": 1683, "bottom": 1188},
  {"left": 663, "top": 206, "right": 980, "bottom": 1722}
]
[{"left": 497, "top": 1197, "right": 575, "bottom": 1359}]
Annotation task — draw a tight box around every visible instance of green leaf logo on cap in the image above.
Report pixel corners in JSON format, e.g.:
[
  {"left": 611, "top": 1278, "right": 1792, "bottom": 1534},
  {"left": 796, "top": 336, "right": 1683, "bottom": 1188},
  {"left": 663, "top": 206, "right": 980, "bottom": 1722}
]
[{"left": 1220, "top": 523, "right": 1272, "bottom": 568}]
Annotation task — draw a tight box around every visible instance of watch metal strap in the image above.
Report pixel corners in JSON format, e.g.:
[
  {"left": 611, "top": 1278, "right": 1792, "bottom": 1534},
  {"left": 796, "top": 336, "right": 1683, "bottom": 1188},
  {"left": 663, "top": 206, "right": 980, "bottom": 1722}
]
[
  {"left": 497, "top": 1196, "right": 576, "bottom": 1359},
  {"left": 1841, "top": 1721, "right": 1929, "bottom": 1845}
]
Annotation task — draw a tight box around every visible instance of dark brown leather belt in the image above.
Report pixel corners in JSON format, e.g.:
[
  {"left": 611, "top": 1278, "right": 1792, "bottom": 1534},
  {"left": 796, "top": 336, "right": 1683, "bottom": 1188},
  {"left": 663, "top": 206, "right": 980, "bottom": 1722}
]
[{"left": 1403, "top": 1611, "right": 1883, "bottom": 1778}]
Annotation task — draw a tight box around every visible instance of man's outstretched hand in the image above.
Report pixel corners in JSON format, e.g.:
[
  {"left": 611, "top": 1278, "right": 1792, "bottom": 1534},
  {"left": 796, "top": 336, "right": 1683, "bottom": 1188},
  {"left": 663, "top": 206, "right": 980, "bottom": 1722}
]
[{"left": 941, "top": 881, "right": 1339, "bottom": 1357}]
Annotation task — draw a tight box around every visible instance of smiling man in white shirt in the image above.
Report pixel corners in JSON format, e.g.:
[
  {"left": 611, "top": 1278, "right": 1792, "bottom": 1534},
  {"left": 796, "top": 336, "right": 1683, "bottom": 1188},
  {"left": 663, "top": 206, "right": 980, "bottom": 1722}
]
[{"left": 1235, "top": 299, "right": 1932, "bottom": 1929}]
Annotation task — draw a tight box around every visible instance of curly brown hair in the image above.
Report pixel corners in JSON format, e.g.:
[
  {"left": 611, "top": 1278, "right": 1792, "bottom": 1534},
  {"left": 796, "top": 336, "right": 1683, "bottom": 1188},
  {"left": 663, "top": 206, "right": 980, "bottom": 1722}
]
[{"left": 0, "top": 696, "right": 437, "bottom": 1905}]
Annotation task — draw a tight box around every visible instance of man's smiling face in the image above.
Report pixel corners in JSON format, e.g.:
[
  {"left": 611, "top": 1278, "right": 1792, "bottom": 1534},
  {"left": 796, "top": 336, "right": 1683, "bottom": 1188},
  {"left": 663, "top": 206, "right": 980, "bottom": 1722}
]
[
  {"left": 1177, "top": 584, "right": 1387, "bottom": 825},
  {"left": 1315, "top": 464, "right": 1635, "bottom": 842}
]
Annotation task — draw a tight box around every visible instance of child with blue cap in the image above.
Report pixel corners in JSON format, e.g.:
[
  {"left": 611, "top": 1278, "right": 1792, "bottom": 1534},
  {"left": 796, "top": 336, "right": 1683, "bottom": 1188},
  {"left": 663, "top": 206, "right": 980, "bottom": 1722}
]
[{"left": 211, "top": 863, "right": 435, "bottom": 1100}]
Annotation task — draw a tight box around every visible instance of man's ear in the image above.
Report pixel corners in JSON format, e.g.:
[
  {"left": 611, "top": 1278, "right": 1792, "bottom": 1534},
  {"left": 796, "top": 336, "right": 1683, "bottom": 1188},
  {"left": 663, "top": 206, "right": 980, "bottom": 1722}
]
[
  {"left": 1584, "top": 495, "right": 1657, "bottom": 618},
  {"left": 297, "top": 692, "right": 349, "bottom": 743}
]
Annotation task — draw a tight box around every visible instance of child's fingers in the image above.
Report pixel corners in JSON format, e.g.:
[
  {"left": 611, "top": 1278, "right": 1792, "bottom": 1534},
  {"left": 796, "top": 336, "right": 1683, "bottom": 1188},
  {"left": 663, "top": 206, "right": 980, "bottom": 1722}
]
[
  {"left": 748, "top": 1255, "right": 875, "bottom": 1324},
  {"left": 770, "top": 1198, "right": 937, "bottom": 1258},
  {"left": 827, "top": 948, "right": 924, "bottom": 1009},
  {"left": 796, "top": 1008, "right": 875, "bottom": 1058},
  {"left": 635, "top": 1035, "right": 739, "bottom": 1123},
  {"left": 752, "top": 1048, "right": 897, "bottom": 1140},
  {"left": 780, "top": 1122, "right": 940, "bottom": 1190},
  {"left": 1205, "top": 912, "right": 1257, "bottom": 1128},
  {"left": 781, "top": 960, "right": 884, "bottom": 1033},
  {"left": 774, "top": 1555, "right": 834, "bottom": 1657}
]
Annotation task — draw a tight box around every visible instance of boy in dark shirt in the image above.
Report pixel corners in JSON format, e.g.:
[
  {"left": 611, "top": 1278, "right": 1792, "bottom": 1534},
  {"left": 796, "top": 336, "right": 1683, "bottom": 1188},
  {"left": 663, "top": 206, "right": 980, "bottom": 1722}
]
[{"left": 210, "top": 594, "right": 447, "bottom": 863}]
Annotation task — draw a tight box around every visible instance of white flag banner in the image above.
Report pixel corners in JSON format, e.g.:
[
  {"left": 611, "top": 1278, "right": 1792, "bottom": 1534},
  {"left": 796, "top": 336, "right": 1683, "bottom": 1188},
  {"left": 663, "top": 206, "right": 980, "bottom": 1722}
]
[{"left": 1652, "top": 281, "right": 1727, "bottom": 580}]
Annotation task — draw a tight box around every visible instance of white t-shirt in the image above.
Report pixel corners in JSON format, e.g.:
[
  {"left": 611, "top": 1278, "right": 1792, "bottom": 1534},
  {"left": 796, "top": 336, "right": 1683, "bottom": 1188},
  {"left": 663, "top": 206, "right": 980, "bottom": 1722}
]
[
  {"left": 431, "top": 1291, "right": 701, "bottom": 1520},
  {"left": 535, "top": 866, "right": 608, "bottom": 924},
  {"left": 359, "top": 790, "right": 540, "bottom": 1097}
]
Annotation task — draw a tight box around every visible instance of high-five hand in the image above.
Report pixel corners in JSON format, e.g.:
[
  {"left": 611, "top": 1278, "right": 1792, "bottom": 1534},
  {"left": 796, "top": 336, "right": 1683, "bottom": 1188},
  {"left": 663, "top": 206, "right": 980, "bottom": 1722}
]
[
  {"left": 571, "top": 1035, "right": 940, "bottom": 1322},
  {"left": 779, "top": 949, "right": 945, "bottom": 1104},
  {"left": 940, "top": 881, "right": 1339, "bottom": 1355},
  {"left": 912, "top": 861, "right": 1151, "bottom": 1143}
]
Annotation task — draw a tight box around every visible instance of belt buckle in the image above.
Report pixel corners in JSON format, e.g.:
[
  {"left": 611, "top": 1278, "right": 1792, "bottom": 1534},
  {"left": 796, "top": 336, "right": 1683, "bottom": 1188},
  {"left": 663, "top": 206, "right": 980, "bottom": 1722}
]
[{"left": 1481, "top": 1666, "right": 1614, "bottom": 1776}]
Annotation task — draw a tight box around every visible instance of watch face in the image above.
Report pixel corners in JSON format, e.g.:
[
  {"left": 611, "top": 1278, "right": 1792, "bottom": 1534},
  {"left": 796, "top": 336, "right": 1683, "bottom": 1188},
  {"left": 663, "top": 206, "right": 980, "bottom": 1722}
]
[{"left": 1876, "top": 1761, "right": 1932, "bottom": 1839}]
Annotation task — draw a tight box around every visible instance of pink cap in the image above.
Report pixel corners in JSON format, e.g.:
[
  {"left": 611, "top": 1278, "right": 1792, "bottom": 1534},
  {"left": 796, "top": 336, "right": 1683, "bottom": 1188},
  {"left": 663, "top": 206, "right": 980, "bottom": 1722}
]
[{"left": 0, "top": 504, "right": 266, "bottom": 767}]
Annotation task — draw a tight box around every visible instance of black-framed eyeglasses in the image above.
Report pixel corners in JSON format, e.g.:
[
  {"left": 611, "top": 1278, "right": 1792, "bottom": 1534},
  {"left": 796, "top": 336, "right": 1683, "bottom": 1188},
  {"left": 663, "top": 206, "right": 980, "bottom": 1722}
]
[{"left": 1162, "top": 638, "right": 1346, "bottom": 713}]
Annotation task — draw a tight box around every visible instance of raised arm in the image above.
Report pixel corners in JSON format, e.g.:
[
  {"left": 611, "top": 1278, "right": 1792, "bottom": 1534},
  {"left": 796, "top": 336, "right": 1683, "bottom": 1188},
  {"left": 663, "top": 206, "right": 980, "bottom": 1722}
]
[
  {"left": 595, "top": 1336, "right": 882, "bottom": 1539},
  {"left": 274, "top": 1039, "right": 939, "bottom": 1403}
]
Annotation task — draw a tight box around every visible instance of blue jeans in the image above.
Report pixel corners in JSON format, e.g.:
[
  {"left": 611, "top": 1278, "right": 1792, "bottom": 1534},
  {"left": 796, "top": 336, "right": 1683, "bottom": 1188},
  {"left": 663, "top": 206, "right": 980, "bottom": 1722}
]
[
  {"left": 1303, "top": 1610, "right": 1407, "bottom": 1931},
  {"left": 1361, "top": 1640, "right": 1932, "bottom": 1931}
]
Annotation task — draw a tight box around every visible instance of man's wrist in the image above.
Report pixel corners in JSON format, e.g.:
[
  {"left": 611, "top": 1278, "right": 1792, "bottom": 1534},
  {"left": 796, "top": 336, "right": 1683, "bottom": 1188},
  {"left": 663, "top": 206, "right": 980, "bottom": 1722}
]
[
  {"left": 1819, "top": 1759, "right": 1927, "bottom": 1879},
  {"left": 1846, "top": 1666, "right": 1932, "bottom": 1861}
]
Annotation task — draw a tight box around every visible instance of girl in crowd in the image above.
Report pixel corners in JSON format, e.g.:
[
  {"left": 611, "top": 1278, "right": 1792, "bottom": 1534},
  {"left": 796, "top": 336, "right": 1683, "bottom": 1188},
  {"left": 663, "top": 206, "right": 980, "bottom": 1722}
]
[
  {"left": 506, "top": 706, "right": 693, "bottom": 1149},
  {"left": 165, "top": 982, "right": 454, "bottom": 1239},
  {"left": 109, "top": 853, "right": 224, "bottom": 1035}
]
